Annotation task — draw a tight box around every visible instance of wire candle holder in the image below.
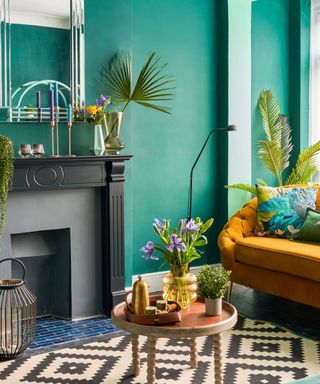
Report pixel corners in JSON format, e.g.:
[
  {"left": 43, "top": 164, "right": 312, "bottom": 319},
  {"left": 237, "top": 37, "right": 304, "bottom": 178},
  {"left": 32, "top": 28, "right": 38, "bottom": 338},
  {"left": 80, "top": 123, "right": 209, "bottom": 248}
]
[{"left": 0, "top": 258, "right": 37, "bottom": 360}]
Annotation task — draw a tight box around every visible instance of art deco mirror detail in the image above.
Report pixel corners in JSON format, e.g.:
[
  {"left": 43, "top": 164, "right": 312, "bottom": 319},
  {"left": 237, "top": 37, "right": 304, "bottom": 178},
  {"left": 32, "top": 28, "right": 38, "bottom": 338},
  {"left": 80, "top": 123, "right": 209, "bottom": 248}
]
[{"left": 0, "top": 0, "right": 85, "bottom": 122}]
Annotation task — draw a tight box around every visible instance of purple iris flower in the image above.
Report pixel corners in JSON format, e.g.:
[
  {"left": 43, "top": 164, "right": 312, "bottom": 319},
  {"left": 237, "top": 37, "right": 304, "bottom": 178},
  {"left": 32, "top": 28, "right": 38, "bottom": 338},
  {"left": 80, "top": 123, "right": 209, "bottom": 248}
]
[
  {"left": 96, "top": 95, "right": 110, "bottom": 107},
  {"left": 181, "top": 219, "right": 202, "bottom": 234},
  {"left": 153, "top": 218, "right": 166, "bottom": 230},
  {"left": 166, "top": 234, "right": 186, "bottom": 253},
  {"left": 140, "top": 241, "right": 159, "bottom": 260}
]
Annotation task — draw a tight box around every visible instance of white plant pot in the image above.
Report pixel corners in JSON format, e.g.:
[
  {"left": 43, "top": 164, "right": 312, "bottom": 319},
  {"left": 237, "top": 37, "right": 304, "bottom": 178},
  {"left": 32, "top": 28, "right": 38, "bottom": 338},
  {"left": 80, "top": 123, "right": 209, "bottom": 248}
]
[{"left": 205, "top": 297, "right": 222, "bottom": 316}]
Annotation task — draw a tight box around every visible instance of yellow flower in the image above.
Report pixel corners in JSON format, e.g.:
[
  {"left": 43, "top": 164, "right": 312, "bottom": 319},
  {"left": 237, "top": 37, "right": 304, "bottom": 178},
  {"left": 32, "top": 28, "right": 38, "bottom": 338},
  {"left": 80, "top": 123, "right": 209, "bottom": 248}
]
[{"left": 86, "top": 105, "right": 98, "bottom": 115}]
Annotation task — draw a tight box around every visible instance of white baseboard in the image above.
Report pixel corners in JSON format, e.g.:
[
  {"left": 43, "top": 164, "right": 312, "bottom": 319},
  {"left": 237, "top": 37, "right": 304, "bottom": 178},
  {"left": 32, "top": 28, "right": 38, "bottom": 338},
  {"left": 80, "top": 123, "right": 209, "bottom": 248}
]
[{"left": 129, "top": 264, "right": 219, "bottom": 292}]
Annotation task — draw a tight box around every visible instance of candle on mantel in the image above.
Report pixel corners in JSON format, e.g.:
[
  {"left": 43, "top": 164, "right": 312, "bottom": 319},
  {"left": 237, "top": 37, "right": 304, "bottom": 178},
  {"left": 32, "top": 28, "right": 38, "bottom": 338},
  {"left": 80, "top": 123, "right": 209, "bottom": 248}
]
[
  {"left": 67, "top": 104, "right": 73, "bottom": 126},
  {"left": 50, "top": 89, "right": 54, "bottom": 125},
  {"left": 54, "top": 82, "right": 59, "bottom": 109},
  {"left": 36, "top": 91, "right": 41, "bottom": 109},
  {"left": 48, "top": 83, "right": 53, "bottom": 106},
  {"left": 36, "top": 91, "right": 41, "bottom": 122}
]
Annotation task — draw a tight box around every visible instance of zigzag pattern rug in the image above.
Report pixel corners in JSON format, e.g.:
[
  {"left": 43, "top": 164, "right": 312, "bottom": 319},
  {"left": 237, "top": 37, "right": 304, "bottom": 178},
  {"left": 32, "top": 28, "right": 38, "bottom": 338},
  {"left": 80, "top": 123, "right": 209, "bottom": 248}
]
[{"left": 0, "top": 317, "right": 319, "bottom": 384}]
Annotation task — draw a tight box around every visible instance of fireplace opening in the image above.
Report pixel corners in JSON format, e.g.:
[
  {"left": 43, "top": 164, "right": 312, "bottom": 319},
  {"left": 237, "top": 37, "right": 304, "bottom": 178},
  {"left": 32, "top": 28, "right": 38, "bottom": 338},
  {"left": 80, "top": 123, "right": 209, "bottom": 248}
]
[{"left": 8, "top": 229, "right": 71, "bottom": 319}]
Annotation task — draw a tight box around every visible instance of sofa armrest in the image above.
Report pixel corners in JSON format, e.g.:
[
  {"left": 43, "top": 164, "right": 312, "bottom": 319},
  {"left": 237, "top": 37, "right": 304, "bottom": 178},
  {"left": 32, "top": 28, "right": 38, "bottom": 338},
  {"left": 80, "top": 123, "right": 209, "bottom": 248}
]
[{"left": 218, "top": 198, "right": 257, "bottom": 270}]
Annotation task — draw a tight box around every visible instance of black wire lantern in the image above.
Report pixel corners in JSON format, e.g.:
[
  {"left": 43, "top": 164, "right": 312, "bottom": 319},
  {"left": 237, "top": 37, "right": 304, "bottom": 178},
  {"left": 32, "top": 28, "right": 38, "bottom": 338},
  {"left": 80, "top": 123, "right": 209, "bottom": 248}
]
[{"left": 0, "top": 258, "right": 37, "bottom": 360}]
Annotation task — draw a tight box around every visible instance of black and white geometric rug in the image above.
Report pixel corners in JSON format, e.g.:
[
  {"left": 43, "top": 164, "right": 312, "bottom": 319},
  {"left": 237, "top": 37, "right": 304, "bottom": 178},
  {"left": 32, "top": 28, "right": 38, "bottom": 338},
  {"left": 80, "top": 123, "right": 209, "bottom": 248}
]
[{"left": 0, "top": 316, "right": 319, "bottom": 384}]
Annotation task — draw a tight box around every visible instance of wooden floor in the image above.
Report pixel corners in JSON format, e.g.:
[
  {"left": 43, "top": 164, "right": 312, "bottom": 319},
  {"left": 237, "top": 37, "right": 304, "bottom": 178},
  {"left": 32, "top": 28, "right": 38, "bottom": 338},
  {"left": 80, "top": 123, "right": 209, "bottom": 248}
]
[{"left": 230, "top": 284, "right": 320, "bottom": 341}]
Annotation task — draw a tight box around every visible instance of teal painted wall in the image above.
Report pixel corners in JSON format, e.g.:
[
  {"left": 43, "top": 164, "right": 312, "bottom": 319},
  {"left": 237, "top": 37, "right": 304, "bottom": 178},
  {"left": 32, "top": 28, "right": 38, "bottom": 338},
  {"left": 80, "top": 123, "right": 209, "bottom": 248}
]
[
  {"left": 83, "top": 0, "right": 221, "bottom": 285},
  {"left": 251, "top": 0, "right": 310, "bottom": 187},
  {"left": 0, "top": 1, "right": 311, "bottom": 289},
  {"left": 251, "top": 0, "right": 290, "bottom": 186},
  {"left": 129, "top": 0, "right": 218, "bottom": 279}
]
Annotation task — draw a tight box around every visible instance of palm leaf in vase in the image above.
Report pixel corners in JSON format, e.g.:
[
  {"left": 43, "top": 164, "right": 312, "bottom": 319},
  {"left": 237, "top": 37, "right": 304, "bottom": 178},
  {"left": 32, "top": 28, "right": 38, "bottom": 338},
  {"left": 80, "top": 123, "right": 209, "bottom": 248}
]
[{"left": 99, "top": 51, "right": 175, "bottom": 114}]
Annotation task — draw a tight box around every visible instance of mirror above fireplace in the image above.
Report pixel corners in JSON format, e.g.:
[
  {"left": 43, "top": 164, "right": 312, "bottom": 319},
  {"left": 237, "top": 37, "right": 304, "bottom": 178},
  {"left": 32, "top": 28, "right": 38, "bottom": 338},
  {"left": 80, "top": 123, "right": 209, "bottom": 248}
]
[{"left": 0, "top": 0, "right": 85, "bottom": 123}]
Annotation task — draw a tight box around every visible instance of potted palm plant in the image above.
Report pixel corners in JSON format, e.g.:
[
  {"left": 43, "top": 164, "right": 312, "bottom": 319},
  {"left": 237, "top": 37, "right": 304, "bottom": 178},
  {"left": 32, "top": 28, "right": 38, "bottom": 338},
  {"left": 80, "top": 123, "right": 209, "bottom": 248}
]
[
  {"left": 99, "top": 51, "right": 175, "bottom": 152},
  {"left": 0, "top": 135, "right": 14, "bottom": 234},
  {"left": 197, "top": 265, "right": 231, "bottom": 316},
  {"left": 227, "top": 89, "right": 320, "bottom": 194}
]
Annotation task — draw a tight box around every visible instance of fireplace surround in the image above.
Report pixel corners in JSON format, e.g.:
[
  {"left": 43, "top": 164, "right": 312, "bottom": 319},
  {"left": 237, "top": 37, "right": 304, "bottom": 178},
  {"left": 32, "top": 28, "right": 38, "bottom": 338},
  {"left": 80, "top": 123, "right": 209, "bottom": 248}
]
[{"left": 0, "top": 155, "right": 131, "bottom": 319}]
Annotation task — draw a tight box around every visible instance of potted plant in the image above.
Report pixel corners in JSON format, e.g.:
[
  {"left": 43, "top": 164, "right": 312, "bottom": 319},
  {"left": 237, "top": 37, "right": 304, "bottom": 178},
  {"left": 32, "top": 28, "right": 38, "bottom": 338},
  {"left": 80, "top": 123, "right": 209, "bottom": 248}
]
[
  {"left": 0, "top": 135, "right": 14, "bottom": 234},
  {"left": 197, "top": 265, "right": 231, "bottom": 316},
  {"left": 227, "top": 89, "right": 320, "bottom": 195}
]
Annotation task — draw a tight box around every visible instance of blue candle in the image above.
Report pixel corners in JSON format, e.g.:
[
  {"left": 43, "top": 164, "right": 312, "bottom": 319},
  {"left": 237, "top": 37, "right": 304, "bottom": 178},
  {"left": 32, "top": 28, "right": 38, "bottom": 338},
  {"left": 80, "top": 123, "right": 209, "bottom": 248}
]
[
  {"left": 67, "top": 104, "right": 73, "bottom": 125},
  {"left": 50, "top": 89, "right": 54, "bottom": 123},
  {"left": 54, "top": 82, "right": 59, "bottom": 107}
]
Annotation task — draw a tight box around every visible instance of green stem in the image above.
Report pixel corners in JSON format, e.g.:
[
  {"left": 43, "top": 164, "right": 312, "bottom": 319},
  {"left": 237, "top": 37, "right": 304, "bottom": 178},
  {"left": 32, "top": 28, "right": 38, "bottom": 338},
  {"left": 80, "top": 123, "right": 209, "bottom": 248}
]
[{"left": 121, "top": 100, "right": 131, "bottom": 113}]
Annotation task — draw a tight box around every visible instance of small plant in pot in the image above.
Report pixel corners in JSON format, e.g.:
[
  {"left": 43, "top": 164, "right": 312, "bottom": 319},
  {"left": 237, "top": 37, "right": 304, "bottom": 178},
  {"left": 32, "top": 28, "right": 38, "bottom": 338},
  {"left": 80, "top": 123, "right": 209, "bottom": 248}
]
[{"left": 197, "top": 265, "right": 231, "bottom": 316}]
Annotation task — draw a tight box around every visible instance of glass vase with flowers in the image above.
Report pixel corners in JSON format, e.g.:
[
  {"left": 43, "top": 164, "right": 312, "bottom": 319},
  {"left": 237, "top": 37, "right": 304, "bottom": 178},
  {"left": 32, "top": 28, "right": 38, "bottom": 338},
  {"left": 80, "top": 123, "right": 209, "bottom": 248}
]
[
  {"left": 86, "top": 95, "right": 110, "bottom": 155},
  {"left": 141, "top": 217, "right": 213, "bottom": 309}
]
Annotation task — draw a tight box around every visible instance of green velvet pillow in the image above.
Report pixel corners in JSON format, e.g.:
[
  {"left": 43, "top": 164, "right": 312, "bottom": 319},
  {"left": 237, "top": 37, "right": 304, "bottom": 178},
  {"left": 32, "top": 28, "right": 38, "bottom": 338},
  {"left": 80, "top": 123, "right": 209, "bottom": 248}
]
[{"left": 293, "top": 208, "right": 320, "bottom": 243}]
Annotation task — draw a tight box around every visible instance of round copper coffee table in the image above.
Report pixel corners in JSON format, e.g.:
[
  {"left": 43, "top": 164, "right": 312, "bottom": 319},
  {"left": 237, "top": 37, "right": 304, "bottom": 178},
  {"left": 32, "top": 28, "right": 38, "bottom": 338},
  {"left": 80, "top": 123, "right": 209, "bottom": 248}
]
[{"left": 112, "top": 299, "right": 237, "bottom": 384}]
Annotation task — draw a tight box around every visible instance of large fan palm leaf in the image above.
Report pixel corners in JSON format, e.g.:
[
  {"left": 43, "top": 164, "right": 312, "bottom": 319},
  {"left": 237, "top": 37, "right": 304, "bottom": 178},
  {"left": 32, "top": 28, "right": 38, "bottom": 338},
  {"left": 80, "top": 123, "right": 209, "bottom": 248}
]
[{"left": 100, "top": 51, "right": 175, "bottom": 114}]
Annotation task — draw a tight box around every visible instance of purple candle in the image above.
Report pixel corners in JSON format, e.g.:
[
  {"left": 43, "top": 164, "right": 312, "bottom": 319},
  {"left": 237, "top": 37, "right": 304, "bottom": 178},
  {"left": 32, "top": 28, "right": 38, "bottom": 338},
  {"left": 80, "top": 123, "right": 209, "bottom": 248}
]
[
  {"left": 50, "top": 89, "right": 54, "bottom": 124},
  {"left": 36, "top": 91, "right": 41, "bottom": 108}
]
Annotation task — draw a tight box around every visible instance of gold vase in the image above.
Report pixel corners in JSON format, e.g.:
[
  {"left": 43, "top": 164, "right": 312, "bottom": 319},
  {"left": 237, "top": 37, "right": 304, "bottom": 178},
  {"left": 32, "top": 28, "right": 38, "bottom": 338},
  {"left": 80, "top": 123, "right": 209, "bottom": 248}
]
[
  {"left": 162, "top": 264, "right": 197, "bottom": 309},
  {"left": 103, "top": 111, "right": 125, "bottom": 154}
]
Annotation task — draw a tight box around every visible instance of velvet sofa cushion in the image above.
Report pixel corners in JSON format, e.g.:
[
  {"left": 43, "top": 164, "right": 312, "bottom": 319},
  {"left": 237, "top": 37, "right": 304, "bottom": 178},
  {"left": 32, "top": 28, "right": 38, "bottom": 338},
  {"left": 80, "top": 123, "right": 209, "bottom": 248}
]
[
  {"left": 235, "top": 237, "right": 320, "bottom": 283},
  {"left": 255, "top": 186, "right": 318, "bottom": 238},
  {"left": 293, "top": 208, "right": 320, "bottom": 244}
]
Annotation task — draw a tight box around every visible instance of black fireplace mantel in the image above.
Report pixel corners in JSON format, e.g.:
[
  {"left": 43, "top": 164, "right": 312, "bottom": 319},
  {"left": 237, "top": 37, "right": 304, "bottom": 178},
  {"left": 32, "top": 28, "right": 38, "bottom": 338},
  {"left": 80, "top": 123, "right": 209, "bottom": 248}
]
[{"left": 11, "top": 155, "right": 132, "bottom": 315}]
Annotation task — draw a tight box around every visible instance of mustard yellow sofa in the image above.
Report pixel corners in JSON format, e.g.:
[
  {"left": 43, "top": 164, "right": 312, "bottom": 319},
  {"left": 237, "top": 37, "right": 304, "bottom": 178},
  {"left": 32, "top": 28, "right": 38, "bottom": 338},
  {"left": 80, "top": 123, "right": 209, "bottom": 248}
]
[{"left": 218, "top": 198, "right": 320, "bottom": 308}]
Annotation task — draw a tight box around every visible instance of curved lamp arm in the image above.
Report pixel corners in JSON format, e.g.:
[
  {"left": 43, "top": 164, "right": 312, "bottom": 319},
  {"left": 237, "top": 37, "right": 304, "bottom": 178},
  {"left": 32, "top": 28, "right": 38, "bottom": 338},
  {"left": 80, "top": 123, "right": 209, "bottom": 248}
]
[{"left": 187, "top": 125, "right": 237, "bottom": 220}]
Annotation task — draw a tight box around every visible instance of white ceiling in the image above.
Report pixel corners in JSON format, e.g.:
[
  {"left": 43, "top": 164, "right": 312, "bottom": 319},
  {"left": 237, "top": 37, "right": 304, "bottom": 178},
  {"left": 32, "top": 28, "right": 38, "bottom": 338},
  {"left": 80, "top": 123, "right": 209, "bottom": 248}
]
[
  {"left": 11, "top": 0, "right": 70, "bottom": 29},
  {"left": 11, "top": 0, "right": 70, "bottom": 18}
]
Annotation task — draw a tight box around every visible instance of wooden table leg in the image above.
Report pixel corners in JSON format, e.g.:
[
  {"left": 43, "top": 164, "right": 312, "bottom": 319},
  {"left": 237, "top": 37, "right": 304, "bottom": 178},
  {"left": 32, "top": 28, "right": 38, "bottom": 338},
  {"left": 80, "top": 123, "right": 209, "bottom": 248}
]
[
  {"left": 213, "top": 333, "right": 223, "bottom": 384},
  {"left": 147, "top": 336, "right": 157, "bottom": 384},
  {"left": 190, "top": 337, "right": 198, "bottom": 368},
  {"left": 131, "top": 334, "right": 140, "bottom": 376}
]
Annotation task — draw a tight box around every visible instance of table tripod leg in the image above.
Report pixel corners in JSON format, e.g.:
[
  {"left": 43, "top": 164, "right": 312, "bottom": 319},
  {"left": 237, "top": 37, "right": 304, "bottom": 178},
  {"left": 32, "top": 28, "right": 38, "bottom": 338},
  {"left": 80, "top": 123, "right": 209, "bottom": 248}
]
[
  {"left": 147, "top": 336, "right": 157, "bottom": 384},
  {"left": 213, "top": 333, "right": 223, "bottom": 384},
  {"left": 190, "top": 337, "right": 198, "bottom": 368},
  {"left": 131, "top": 334, "right": 140, "bottom": 376}
]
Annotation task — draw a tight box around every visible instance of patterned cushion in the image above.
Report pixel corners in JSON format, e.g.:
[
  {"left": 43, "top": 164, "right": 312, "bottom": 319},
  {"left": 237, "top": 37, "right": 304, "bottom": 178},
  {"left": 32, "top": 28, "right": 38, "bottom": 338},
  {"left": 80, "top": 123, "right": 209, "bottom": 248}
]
[{"left": 254, "top": 186, "right": 318, "bottom": 239}]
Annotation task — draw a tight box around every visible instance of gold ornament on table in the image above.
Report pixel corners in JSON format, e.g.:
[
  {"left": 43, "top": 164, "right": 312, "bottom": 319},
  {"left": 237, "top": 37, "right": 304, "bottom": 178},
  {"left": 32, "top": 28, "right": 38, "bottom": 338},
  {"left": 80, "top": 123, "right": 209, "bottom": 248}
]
[
  {"left": 140, "top": 217, "right": 214, "bottom": 309},
  {"left": 125, "top": 275, "right": 150, "bottom": 314}
]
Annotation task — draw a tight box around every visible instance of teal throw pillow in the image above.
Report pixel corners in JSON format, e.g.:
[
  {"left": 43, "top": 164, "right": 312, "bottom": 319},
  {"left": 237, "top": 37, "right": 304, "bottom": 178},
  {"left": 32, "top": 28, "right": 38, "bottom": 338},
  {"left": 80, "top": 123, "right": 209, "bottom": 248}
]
[
  {"left": 254, "top": 186, "right": 318, "bottom": 239},
  {"left": 293, "top": 208, "right": 320, "bottom": 243}
]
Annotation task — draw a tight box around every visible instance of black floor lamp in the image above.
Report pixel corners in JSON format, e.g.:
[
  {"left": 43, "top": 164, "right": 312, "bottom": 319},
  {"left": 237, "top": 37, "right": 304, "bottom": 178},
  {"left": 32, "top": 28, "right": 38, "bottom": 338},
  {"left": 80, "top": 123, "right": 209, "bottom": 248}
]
[{"left": 187, "top": 125, "right": 237, "bottom": 220}]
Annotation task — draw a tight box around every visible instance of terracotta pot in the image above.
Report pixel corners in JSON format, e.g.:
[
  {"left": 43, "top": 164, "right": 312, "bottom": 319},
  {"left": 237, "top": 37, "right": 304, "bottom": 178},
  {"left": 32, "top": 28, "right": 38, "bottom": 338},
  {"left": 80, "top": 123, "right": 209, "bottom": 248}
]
[{"left": 205, "top": 297, "right": 222, "bottom": 316}]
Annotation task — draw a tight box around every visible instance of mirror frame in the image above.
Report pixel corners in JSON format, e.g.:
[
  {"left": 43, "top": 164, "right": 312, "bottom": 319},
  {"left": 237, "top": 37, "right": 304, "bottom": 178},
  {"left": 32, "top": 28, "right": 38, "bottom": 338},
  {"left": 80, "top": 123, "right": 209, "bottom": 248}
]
[{"left": 0, "top": 0, "right": 85, "bottom": 123}]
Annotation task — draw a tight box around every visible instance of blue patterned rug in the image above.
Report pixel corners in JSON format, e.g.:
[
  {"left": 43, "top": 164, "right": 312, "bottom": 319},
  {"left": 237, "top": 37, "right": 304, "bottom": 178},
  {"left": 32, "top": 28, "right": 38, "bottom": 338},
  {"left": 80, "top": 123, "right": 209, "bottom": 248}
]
[{"left": 0, "top": 316, "right": 319, "bottom": 384}]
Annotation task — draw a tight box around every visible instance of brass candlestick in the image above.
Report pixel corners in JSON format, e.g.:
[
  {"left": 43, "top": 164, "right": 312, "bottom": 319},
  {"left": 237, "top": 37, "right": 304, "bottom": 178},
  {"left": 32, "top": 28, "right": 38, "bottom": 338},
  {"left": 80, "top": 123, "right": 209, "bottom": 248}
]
[
  {"left": 51, "top": 122, "right": 55, "bottom": 156},
  {"left": 55, "top": 107, "right": 60, "bottom": 156}
]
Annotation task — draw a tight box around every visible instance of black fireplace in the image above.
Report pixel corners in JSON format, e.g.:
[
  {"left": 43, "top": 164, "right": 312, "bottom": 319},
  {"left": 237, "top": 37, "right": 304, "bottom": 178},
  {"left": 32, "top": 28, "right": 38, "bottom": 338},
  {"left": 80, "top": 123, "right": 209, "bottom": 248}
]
[{"left": 0, "top": 155, "right": 131, "bottom": 319}]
